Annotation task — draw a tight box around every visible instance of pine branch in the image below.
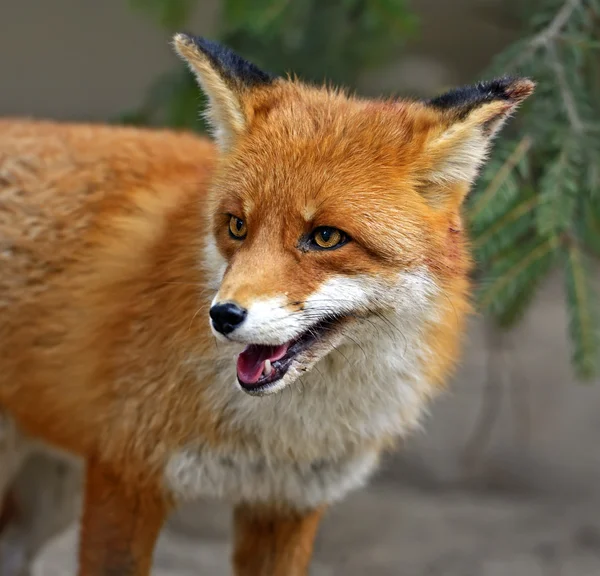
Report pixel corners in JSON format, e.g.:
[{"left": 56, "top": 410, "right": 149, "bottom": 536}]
[
  {"left": 536, "top": 141, "right": 579, "bottom": 238},
  {"left": 499, "top": 0, "right": 582, "bottom": 73},
  {"left": 564, "top": 242, "right": 600, "bottom": 378},
  {"left": 548, "top": 43, "right": 585, "bottom": 134},
  {"left": 478, "top": 237, "right": 558, "bottom": 313},
  {"left": 473, "top": 0, "right": 600, "bottom": 379},
  {"left": 532, "top": 0, "right": 582, "bottom": 47},
  {"left": 582, "top": 199, "right": 600, "bottom": 256},
  {"left": 472, "top": 195, "right": 538, "bottom": 261},
  {"left": 469, "top": 136, "right": 532, "bottom": 224}
]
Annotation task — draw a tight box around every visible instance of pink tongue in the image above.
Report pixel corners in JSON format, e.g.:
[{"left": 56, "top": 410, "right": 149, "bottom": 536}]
[{"left": 237, "top": 343, "right": 289, "bottom": 385}]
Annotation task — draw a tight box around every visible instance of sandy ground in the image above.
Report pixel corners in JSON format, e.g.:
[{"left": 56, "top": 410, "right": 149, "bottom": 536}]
[{"left": 32, "top": 456, "right": 600, "bottom": 576}]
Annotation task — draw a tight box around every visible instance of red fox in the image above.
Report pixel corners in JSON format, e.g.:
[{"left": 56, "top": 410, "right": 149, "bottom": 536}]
[{"left": 0, "top": 34, "right": 533, "bottom": 575}]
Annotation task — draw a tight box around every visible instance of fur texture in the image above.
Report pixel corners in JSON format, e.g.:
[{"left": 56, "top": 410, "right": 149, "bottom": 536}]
[{"left": 0, "top": 34, "right": 533, "bottom": 576}]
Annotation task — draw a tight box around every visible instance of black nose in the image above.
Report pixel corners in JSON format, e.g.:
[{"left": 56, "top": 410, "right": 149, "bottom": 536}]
[{"left": 209, "top": 301, "right": 247, "bottom": 335}]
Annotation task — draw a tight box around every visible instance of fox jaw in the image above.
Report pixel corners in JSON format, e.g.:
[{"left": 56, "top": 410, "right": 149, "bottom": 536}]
[{"left": 174, "top": 35, "right": 534, "bottom": 398}]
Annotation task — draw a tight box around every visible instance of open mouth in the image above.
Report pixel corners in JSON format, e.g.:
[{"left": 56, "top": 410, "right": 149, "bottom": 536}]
[{"left": 236, "top": 315, "right": 345, "bottom": 394}]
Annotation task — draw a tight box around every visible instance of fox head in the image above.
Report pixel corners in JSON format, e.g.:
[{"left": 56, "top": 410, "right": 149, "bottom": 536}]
[{"left": 174, "top": 34, "right": 534, "bottom": 397}]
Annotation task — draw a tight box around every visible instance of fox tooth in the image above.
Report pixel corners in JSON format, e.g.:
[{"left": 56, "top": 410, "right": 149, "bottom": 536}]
[{"left": 263, "top": 360, "right": 272, "bottom": 376}]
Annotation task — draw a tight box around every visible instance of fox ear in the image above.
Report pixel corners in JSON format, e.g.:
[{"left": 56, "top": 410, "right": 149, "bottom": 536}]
[
  {"left": 173, "top": 34, "right": 276, "bottom": 150},
  {"left": 421, "top": 77, "right": 535, "bottom": 198}
]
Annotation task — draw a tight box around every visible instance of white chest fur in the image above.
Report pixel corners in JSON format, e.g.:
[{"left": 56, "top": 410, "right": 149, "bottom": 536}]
[
  {"left": 165, "top": 443, "right": 380, "bottom": 509},
  {"left": 165, "top": 306, "right": 437, "bottom": 509}
]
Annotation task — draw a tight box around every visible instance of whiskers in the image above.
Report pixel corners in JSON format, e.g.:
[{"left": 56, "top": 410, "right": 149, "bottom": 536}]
[{"left": 277, "top": 297, "right": 410, "bottom": 355}]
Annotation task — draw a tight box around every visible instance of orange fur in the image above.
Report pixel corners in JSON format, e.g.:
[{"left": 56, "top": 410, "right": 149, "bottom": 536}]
[
  {"left": 233, "top": 505, "right": 324, "bottom": 576},
  {"left": 79, "top": 460, "right": 166, "bottom": 576},
  {"left": 0, "top": 35, "right": 533, "bottom": 575}
]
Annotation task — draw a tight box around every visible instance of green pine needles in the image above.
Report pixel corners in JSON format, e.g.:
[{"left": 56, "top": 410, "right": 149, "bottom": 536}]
[{"left": 468, "top": 0, "right": 600, "bottom": 379}]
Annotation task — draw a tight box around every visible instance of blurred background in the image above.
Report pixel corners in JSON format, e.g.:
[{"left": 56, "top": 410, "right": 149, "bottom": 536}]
[{"left": 1, "top": 0, "right": 600, "bottom": 574}]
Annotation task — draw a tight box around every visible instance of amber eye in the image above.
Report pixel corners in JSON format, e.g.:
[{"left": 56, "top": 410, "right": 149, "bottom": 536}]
[
  {"left": 311, "top": 227, "right": 347, "bottom": 250},
  {"left": 228, "top": 215, "right": 247, "bottom": 239}
]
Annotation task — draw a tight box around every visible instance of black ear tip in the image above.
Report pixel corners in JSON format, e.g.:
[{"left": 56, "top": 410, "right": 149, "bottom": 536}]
[
  {"left": 478, "top": 76, "right": 536, "bottom": 103},
  {"left": 427, "top": 76, "right": 535, "bottom": 111},
  {"left": 172, "top": 33, "right": 275, "bottom": 88},
  {"left": 180, "top": 34, "right": 220, "bottom": 55}
]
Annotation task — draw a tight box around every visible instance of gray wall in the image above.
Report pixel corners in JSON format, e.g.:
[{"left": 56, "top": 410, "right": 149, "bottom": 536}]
[{"left": 0, "top": 0, "right": 219, "bottom": 121}]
